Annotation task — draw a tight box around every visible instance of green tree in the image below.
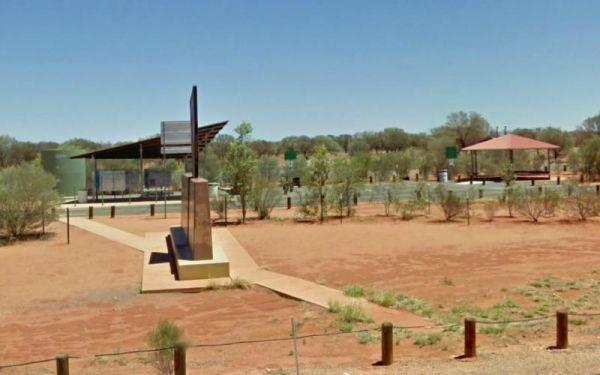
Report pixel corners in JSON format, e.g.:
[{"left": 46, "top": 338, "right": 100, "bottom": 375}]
[
  {"left": 330, "top": 156, "right": 359, "bottom": 217},
  {"left": 580, "top": 136, "right": 600, "bottom": 180},
  {"left": 310, "top": 144, "right": 331, "bottom": 222},
  {"left": 440, "top": 111, "right": 491, "bottom": 148},
  {"left": 224, "top": 142, "right": 256, "bottom": 223},
  {"left": 234, "top": 122, "right": 253, "bottom": 142},
  {"left": 251, "top": 155, "right": 281, "bottom": 219},
  {"left": 0, "top": 163, "right": 60, "bottom": 239}
]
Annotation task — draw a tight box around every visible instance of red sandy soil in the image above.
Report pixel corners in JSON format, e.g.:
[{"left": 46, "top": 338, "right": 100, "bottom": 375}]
[
  {"left": 2, "top": 205, "right": 600, "bottom": 374},
  {"left": 0, "top": 222, "right": 449, "bottom": 375},
  {"left": 226, "top": 204, "right": 600, "bottom": 308}
]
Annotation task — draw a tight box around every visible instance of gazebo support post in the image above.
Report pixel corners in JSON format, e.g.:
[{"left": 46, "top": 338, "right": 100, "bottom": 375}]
[
  {"left": 139, "top": 144, "right": 144, "bottom": 195},
  {"left": 93, "top": 156, "right": 98, "bottom": 202}
]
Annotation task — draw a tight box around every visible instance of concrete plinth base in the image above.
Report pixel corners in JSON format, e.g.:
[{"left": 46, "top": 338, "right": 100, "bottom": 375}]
[{"left": 170, "top": 226, "right": 230, "bottom": 280}]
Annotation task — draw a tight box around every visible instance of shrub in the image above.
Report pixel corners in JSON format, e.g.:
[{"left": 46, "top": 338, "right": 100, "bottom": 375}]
[
  {"left": 295, "top": 188, "right": 320, "bottom": 220},
  {"left": 562, "top": 185, "right": 599, "bottom": 221},
  {"left": 0, "top": 163, "right": 60, "bottom": 239},
  {"left": 373, "top": 184, "right": 401, "bottom": 216},
  {"left": 147, "top": 320, "right": 184, "bottom": 375},
  {"left": 499, "top": 186, "right": 523, "bottom": 217},
  {"left": 396, "top": 201, "right": 416, "bottom": 220},
  {"left": 483, "top": 200, "right": 499, "bottom": 222},
  {"left": 432, "top": 184, "right": 465, "bottom": 221},
  {"left": 413, "top": 332, "right": 442, "bottom": 347},
  {"left": 339, "top": 303, "right": 373, "bottom": 323},
  {"left": 343, "top": 284, "right": 366, "bottom": 298},
  {"left": 516, "top": 188, "right": 560, "bottom": 223},
  {"left": 251, "top": 186, "right": 282, "bottom": 220},
  {"left": 210, "top": 191, "right": 228, "bottom": 220}
]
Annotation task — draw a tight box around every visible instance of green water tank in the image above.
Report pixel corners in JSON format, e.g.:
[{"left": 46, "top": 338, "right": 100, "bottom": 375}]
[{"left": 41, "top": 149, "right": 86, "bottom": 197}]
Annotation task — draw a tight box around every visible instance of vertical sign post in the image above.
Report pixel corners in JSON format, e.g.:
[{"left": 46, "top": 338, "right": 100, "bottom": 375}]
[{"left": 190, "top": 86, "right": 199, "bottom": 178}]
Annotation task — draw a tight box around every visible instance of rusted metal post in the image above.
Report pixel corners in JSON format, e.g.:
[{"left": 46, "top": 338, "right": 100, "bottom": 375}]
[
  {"left": 56, "top": 354, "right": 69, "bottom": 375},
  {"left": 416, "top": 173, "right": 419, "bottom": 182},
  {"left": 478, "top": 189, "right": 483, "bottom": 199},
  {"left": 174, "top": 342, "right": 186, "bottom": 375},
  {"left": 66, "top": 208, "right": 70, "bottom": 245},
  {"left": 482, "top": 177, "right": 486, "bottom": 186},
  {"left": 464, "top": 318, "right": 476, "bottom": 358},
  {"left": 110, "top": 206, "right": 115, "bottom": 218},
  {"left": 287, "top": 196, "right": 291, "bottom": 210},
  {"left": 557, "top": 176, "right": 560, "bottom": 185},
  {"left": 381, "top": 322, "right": 393, "bottom": 365},
  {"left": 150, "top": 203, "right": 155, "bottom": 216},
  {"left": 596, "top": 185, "right": 599, "bottom": 196},
  {"left": 563, "top": 164, "right": 567, "bottom": 172},
  {"left": 353, "top": 193, "right": 358, "bottom": 206},
  {"left": 88, "top": 206, "right": 93, "bottom": 219},
  {"left": 580, "top": 174, "right": 584, "bottom": 183},
  {"left": 531, "top": 179, "right": 535, "bottom": 186},
  {"left": 556, "top": 310, "right": 568, "bottom": 349}
]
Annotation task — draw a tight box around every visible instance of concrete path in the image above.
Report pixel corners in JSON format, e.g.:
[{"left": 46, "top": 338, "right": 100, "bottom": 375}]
[{"left": 61, "top": 217, "right": 429, "bottom": 325}]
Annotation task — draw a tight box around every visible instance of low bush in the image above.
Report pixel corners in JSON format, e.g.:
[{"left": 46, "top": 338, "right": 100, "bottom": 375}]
[
  {"left": 0, "top": 163, "right": 60, "bottom": 239},
  {"left": 432, "top": 184, "right": 465, "bottom": 221},
  {"left": 562, "top": 185, "right": 599, "bottom": 221},
  {"left": 413, "top": 332, "right": 442, "bottom": 347},
  {"left": 499, "top": 186, "right": 522, "bottom": 218},
  {"left": 251, "top": 186, "right": 282, "bottom": 220},
  {"left": 147, "top": 320, "right": 184, "bottom": 375},
  {"left": 295, "top": 188, "right": 320, "bottom": 221},
  {"left": 517, "top": 188, "right": 560, "bottom": 223},
  {"left": 483, "top": 200, "right": 499, "bottom": 222},
  {"left": 339, "top": 303, "right": 373, "bottom": 323}
]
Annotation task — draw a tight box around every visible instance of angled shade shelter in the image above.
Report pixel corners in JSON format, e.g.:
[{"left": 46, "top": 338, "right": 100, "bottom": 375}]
[
  {"left": 461, "top": 134, "right": 560, "bottom": 181},
  {"left": 71, "top": 121, "right": 227, "bottom": 160}
]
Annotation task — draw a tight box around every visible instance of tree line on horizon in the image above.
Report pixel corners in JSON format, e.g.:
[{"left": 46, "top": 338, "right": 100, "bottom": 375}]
[{"left": 0, "top": 110, "right": 599, "bottom": 182}]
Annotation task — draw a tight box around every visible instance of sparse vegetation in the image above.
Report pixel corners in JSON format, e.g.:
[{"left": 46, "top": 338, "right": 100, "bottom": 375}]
[
  {"left": 0, "top": 163, "right": 60, "bottom": 240},
  {"left": 483, "top": 200, "right": 499, "bottom": 222},
  {"left": 147, "top": 320, "right": 184, "bottom": 375},
  {"left": 433, "top": 184, "right": 465, "bottom": 221}
]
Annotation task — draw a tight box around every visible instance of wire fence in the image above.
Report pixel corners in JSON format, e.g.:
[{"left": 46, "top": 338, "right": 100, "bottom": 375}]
[
  {"left": 2, "top": 310, "right": 598, "bottom": 373},
  {"left": 56, "top": 180, "right": 599, "bottom": 219}
]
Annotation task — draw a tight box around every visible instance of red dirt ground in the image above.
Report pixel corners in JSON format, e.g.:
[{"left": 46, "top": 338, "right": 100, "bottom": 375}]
[{"left": 2, "top": 203, "right": 600, "bottom": 373}]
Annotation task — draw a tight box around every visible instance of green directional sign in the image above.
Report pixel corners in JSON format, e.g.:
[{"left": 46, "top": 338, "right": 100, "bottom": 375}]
[
  {"left": 284, "top": 150, "right": 297, "bottom": 161},
  {"left": 445, "top": 146, "right": 457, "bottom": 159}
]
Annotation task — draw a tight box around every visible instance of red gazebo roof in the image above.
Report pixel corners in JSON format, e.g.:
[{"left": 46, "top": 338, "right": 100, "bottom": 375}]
[{"left": 462, "top": 134, "right": 559, "bottom": 151}]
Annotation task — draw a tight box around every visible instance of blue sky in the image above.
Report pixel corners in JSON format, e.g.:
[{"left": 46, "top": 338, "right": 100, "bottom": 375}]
[{"left": 1, "top": 0, "right": 600, "bottom": 143}]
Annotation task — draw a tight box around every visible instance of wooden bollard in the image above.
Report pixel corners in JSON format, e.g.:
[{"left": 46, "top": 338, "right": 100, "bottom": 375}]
[
  {"left": 464, "top": 318, "right": 476, "bottom": 358},
  {"left": 482, "top": 178, "right": 486, "bottom": 186},
  {"left": 369, "top": 176, "right": 373, "bottom": 184},
  {"left": 478, "top": 189, "right": 483, "bottom": 199},
  {"left": 580, "top": 174, "right": 584, "bottom": 183},
  {"left": 563, "top": 165, "right": 567, "bottom": 172},
  {"left": 287, "top": 196, "right": 291, "bottom": 210},
  {"left": 557, "top": 176, "right": 560, "bottom": 185},
  {"left": 56, "top": 354, "right": 69, "bottom": 375},
  {"left": 416, "top": 173, "right": 419, "bottom": 182},
  {"left": 353, "top": 194, "right": 358, "bottom": 205},
  {"left": 110, "top": 206, "right": 115, "bottom": 218},
  {"left": 596, "top": 185, "right": 600, "bottom": 196},
  {"left": 88, "top": 206, "right": 93, "bottom": 219},
  {"left": 150, "top": 204, "right": 155, "bottom": 216},
  {"left": 174, "top": 342, "right": 187, "bottom": 375},
  {"left": 531, "top": 179, "right": 535, "bottom": 186},
  {"left": 537, "top": 186, "right": 542, "bottom": 194},
  {"left": 556, "top": 310, "right": 568, "bottom": 349},
  {"left": 381, "top": 322, "right": 393, "bottom": 366}
]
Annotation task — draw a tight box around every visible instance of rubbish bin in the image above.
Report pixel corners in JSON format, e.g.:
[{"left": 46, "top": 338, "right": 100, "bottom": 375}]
[
  {"left": 77, "top": 189, "right": 88, "bottom": 203},
  {"left": 438, "top": 170, "right": 448, "bottom": 183}
]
